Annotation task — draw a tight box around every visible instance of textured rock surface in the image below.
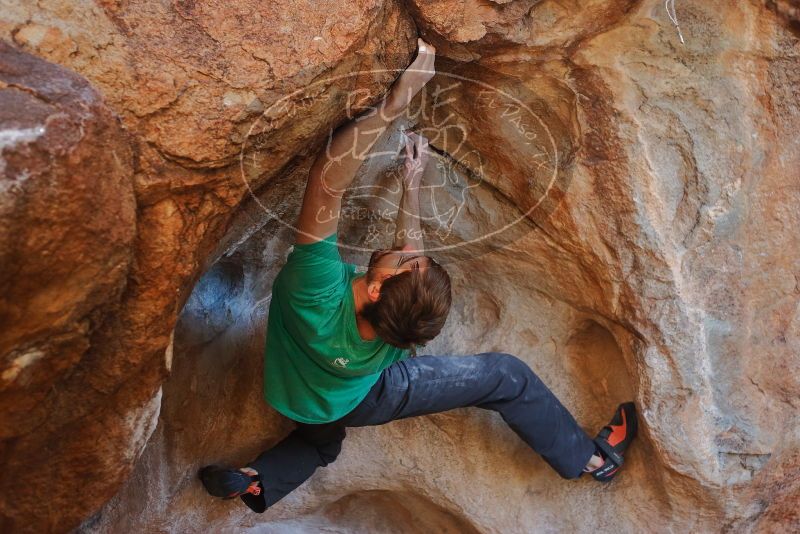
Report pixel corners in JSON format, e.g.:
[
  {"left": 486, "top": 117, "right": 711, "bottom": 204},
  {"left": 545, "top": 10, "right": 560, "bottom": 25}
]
[
  {"left": 0, "top": 41, "right": 139, "bottom": 532},
  {"left": 0, "top": 0, "right": 415, "bottom": 531},
  {"left": 1, "top": 0, "right": 799, "bottom": 532}
]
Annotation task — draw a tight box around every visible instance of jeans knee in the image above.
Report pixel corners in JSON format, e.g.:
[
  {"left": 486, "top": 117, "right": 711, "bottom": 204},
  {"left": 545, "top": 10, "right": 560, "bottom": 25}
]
[
  {"left": 489, "top": 353, "right": 539, "bottom": 387},
  {"left": 491, "top": 352, "right": 529, "bottom": 374},
  {"left": 317, "top": 441, "right": 343, "bottom": 465},
  {"left": 297, "top": 425, "right": 346, "bottom": 466}
]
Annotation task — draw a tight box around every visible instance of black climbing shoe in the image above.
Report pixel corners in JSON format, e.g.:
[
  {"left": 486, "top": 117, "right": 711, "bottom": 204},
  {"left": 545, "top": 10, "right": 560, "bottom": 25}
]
[
  {"left": 199, "top": 465, "right": 267, "bottom": 513},
  {"left": 591, "top": 402, "right": 638, "bottom": 483},
  {"left": 199, "top": 465, "right": 252, "bottom": 498}
]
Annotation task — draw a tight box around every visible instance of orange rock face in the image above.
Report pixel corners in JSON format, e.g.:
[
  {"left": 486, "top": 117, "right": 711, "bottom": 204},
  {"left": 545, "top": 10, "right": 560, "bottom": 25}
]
[
  {"left": 1, "top": 0, "right": 799, "bottom": 533},
  {"left": 0, "top": 42, "right": 138, "bottom": 532}
]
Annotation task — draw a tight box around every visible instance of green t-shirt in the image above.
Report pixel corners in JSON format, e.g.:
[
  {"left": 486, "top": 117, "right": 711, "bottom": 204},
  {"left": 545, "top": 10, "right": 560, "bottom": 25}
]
[{"left": 264, "top": 233, "right": 408, "bottom": 424}]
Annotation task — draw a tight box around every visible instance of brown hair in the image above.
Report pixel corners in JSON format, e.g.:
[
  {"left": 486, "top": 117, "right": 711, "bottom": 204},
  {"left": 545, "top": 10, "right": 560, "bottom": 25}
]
[{"left": 361, "top": 258, "right": 451, "bottom": 352}]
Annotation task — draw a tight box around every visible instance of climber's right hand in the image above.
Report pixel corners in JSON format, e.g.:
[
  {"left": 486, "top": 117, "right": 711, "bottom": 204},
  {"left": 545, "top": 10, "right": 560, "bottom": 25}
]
[{"left": 402, "top": 131, "right": 429, "bottom": 191}]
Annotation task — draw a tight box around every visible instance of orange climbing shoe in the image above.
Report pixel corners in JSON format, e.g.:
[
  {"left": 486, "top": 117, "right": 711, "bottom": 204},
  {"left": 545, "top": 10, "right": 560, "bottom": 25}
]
[{"left": 591, "top": 402, "right": 637, "bottom": 483}]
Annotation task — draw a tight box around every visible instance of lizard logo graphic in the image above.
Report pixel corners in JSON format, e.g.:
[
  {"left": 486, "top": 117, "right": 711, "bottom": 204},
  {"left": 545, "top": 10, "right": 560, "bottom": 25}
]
[{"left": 332, "top": 357, "right": 350, "bottom": 369}]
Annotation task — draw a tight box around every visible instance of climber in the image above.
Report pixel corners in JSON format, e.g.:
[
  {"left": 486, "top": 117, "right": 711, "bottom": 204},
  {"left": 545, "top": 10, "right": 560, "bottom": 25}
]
[{"left": 200, "top": 38, "right": 637, "bottom": 512}]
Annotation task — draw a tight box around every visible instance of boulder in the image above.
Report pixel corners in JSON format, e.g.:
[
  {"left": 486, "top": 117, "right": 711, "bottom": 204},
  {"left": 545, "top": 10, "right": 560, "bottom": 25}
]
[
  {"left": 0, "top": 41, "right": 138, "bottom": 532},
  {"left": 0, "top": 0, "right": 798, "bottom": 532}
]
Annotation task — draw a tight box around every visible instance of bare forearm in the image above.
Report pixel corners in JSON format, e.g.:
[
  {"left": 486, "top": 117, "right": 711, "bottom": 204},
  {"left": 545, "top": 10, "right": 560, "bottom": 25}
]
[
  {"left": 295, "top": 39, "right": 436, "bottom": 244},
  {"left": 311, "top": 40, "right": 435, "bottom": 195},
  {"left": 311, "top": 100, "right": 400, "bottom": 193},
  {"left": 393, "top": 188, "right": 424, "bottom": 252}
]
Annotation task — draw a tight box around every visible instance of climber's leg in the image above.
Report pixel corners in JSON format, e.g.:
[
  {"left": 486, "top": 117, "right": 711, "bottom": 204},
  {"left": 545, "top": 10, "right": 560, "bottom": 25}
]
[
  {"left": 200, "top": 421, "right": 346, "bottom": 512},
  {"left": 246, "top": 422, "right": 345, "bottom": 511},
  {"left": 338, "top": 352, "right": 598, "bottom": 480}
]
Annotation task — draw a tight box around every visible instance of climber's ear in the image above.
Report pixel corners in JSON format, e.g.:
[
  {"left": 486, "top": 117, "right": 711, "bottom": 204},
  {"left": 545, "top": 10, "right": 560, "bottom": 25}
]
[{"left": 367, "top": 279, "right": 382, "bottom": 302}]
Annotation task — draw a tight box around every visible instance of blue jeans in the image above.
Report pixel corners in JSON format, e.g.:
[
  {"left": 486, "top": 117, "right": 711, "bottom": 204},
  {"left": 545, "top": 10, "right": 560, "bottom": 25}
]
[{"left": 249, "top": 353, "right": 596, "bottom": 510}]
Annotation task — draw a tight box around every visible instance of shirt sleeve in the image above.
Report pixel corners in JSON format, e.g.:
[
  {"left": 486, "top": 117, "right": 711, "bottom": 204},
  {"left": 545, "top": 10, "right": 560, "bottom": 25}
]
[{"left": 277, "top": 233, "right": 346, "bottom": 301}]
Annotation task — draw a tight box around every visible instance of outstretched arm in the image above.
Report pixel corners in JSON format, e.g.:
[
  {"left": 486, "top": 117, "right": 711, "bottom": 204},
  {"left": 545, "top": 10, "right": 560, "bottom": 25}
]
[
  {"left": 295, "top": 39, "right": 436, "bottom": 244},
  {"left": 393, "top": 132, "right": 428, "bottom": 253}
]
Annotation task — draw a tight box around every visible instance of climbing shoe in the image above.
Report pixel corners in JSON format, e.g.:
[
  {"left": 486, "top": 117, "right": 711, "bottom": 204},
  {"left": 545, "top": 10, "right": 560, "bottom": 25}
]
[
  {"left": 591, "top": 402, "right": 637, "bottom": 483},
  {"left": 200, "top": 465, "right": 254, "bottom": 498}
]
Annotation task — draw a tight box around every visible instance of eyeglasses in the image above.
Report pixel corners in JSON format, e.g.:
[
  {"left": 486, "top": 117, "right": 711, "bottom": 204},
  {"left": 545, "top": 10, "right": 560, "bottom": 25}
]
[
  {"left": 368, "top": 248, "right": 426, "bottom": 275},
  {"left": 392, "top": 253, "right": 423, "bottom": 275}
]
